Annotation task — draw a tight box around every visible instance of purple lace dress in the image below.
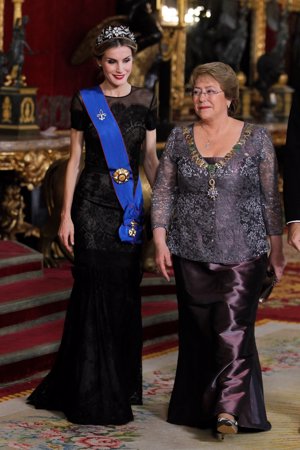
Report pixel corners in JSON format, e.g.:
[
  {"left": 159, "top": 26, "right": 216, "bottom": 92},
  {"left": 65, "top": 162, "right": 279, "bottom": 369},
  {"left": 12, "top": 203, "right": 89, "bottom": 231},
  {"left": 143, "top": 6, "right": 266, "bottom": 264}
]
[{"left": 151, "top": 123, "right": 282, "bottom": 431}]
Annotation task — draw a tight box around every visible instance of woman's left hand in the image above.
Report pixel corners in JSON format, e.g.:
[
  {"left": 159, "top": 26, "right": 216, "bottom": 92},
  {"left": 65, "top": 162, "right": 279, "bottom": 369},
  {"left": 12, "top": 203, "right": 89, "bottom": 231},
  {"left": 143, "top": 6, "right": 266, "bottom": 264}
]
[
  {"left": 268, "top": 252, "right": 286, "bottom": 282},
  {"left": 268, "top": 235, "right": 286, "bottom": 282}
]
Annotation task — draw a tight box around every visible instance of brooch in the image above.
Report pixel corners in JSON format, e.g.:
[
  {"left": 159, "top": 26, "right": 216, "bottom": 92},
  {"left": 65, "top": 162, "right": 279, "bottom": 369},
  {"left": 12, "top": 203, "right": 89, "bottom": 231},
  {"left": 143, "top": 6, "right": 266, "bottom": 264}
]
[
  {"left": 112, "top": 168, "right": 130, "bottom": 184},
  {"left": 97, "top": 109, "right": 106, "bottom": 121}
]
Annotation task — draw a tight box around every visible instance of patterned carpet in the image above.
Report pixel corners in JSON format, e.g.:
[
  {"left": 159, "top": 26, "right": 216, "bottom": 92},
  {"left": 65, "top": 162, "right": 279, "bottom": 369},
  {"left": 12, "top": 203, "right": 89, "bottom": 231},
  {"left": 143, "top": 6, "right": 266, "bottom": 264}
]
[
  {"left": 0, "top": 320, "right": 299, "bottom": 450},
  {"left": 0, "top": 241, "right": 300, "bottom": 449}
]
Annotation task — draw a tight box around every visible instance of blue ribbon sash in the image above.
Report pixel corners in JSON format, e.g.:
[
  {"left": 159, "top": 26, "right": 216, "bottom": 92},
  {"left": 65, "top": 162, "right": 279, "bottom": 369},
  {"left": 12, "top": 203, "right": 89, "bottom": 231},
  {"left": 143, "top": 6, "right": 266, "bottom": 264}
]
[{"left": 80, "top": 86, "right": 144, "bottom": 244}]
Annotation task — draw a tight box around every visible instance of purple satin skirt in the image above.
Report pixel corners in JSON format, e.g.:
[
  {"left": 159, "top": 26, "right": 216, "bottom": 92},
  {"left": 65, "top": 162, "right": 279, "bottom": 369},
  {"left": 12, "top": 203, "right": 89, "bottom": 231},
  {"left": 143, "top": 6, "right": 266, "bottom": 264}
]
[{"left": 168, "top": 254, "right": 271, "bottom": 432}]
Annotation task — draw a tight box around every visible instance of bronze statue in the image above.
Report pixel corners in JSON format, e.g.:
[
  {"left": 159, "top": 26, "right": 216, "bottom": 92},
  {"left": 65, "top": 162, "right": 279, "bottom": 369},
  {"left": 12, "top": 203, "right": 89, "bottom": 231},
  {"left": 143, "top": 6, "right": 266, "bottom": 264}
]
[
  {"left": 0, "top": 51, "right": 8, "bottom": 86},
  {"left": 0, "top": 185, "right": 39, "bottom": 240},
  {"left": 185, "top": 1, "right": 248, "bottom": 83},
  {"left": 2, "top": 16, "right": 33, "bottom": 87},
  {"left": 215, "top": 6, "right": 249, "bottom": 73},
  {"left": 254, "top": 7, "right": 289, "bottom": 117}
]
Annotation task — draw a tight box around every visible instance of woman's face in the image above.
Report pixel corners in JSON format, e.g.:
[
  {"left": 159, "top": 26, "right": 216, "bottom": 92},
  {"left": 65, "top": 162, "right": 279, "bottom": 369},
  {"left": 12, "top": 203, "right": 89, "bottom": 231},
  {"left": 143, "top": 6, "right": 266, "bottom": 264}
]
[
  {"left": 100, "top": 45, "right": 133, "bottom": 87},
  {"left": 192, "top": 75, "right": 229, "bottom": 120}
]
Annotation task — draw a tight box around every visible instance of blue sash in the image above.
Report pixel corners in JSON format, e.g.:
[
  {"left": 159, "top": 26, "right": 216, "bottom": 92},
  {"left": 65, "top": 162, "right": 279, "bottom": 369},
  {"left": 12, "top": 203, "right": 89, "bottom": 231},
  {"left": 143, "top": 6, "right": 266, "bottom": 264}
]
[{"left": 80, "top": 86, "right": 144, "bottom": 244}]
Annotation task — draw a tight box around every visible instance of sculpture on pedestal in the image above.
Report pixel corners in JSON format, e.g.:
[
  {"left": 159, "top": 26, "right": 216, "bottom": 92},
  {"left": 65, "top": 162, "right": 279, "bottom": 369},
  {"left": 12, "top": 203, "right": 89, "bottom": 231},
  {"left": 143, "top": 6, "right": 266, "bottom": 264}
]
[
  {"left": 185, "top": 1, "right": 249, "bottom": 83},
  {"left": 0, "top": 51, "right": 8, "bottom": 85},
  {"left": 4, "top": 15, "right": 32, "bottom": 87},
  {"left": 254, "top": 7, "right": 289, "bottom": 122},
  {"left": 0, "top": 13, "right": 39, "bottom": 135}
]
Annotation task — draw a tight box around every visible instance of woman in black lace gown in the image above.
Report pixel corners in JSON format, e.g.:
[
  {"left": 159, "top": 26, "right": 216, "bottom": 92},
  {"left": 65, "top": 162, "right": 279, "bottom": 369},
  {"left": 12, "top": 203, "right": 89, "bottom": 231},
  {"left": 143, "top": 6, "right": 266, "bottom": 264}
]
[{"left": 27, "top": 25, "right": 158, "bottom": 425}]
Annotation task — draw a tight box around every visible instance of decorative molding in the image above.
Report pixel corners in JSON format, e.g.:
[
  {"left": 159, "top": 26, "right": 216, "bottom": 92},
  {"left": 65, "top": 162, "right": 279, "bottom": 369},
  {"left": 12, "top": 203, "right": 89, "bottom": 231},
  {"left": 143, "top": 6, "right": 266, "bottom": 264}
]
[
  {"left": 250, "top": 0, "right": 266, "bottom": 83},
  {"left": 282, "top": 0, "right": 300, "bottom": 12},
  {"left": 0, "top": 0, "right": 4, "bottom": 51},
  {"left": 12, "top": 0, "right": 24, "bottom": 23},
  {"left": 0, "top": 135, "right": 70, "bottom": 189}
]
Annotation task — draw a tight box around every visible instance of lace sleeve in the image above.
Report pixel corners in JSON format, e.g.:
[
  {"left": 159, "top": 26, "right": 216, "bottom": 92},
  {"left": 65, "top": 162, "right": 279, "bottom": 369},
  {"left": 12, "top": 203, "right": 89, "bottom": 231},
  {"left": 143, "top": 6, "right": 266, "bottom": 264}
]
[
  {"left": 70, "top": 92, "right": 88, "bottom": 131},
  {"left": 145, "top": 92, "right": 157, "bottom": 130},
  {"left": 259, "top": 128, "right": 283, "bottom": 235},
  {"left": 151, "top": 128, "right": 179, "bottom": 229}
]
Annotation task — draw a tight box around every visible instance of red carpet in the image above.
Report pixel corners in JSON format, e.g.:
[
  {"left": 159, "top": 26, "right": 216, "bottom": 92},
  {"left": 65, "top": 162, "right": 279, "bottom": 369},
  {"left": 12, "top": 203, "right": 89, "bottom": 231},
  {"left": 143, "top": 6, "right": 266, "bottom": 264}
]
[
  {"left": 0, "top": 241, "right": 178, "bottom": 397},
  {"left": 1, "top": 240, "right": 300, "bottom": 399},
  {"left": 0, "top": 240, "right": 43, "bottom": 284},
  {"left": 257, "top": 262, "right": 300, "bottom": 323}
]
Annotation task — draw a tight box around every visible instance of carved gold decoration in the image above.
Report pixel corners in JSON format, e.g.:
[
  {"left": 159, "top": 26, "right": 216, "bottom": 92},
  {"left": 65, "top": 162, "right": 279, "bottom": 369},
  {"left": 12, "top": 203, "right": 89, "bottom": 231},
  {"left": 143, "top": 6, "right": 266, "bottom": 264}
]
[
  {"left": 130, "top": 44, "right": 160, "bottom": 87},
  {"left": 280, "top": 0, "right": 300, "bottom": 11},
  {"left": 0, "top": 147, "right": 70, "bottom": 190},
  {"left": 171, "top": 25, "right": 186, "bottom": 112},
  {"left": 0, "top": 85, "right": 38, "bottom": 135},
  {"left": 1, "top": 96, "right": 12, "bottom": 123},
  {"left": 177, "top": 0, "right": 186, "bottom": 26},
  {"left": 20, "top": 96, "right": 34, "bottom": 123},
  {"left": 161, "top": 27, "right": 178, "bottom": 62},
  {"left": 0, "top": 0, "right": 4, "bottom": 51},
  {"left": 0, "top": 135, "right": 70, "bottom": 243},
  {"left": 12, "top": 0, "right": 25, "bottom": 23},
  {"left": 161, "top": 23, "right": 186, "bottom": 116},
  {"left": 0, "top": 135, "right": 70, "bottom": 188},
  {"left": 4, "top": 72, "right": 27, "bottom": 87},
  {"left": 250, "top": 0, "right": 266, "bottom": 82},
  {"left": 158, "top": 1, "right": 187, "bottom": 116},
  {"left": 0, "top": 184, "right": 39, "bottom": 240}
]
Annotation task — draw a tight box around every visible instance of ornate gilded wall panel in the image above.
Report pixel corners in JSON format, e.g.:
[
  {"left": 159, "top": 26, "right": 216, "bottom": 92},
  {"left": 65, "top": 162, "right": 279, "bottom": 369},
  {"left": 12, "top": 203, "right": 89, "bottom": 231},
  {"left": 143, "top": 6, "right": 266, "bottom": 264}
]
[
  {"left": 250, "top": 0, "right": 266, "bottom": 82},
  {"left": 0, "top": 0, "right": 4, "bottom": 50},
  {"left": 158, "top": 0, "right": 300, "bottom": 121},
  {"left": 0, "top": 136, "right": 70, "bottom": 189},
  {"left": 0, "top": 135, "right": 70, "bottom": 240}
]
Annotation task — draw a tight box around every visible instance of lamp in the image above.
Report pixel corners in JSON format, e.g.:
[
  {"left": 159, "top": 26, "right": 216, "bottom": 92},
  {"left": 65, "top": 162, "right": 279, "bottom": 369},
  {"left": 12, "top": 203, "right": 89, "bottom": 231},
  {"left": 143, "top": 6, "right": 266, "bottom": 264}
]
[{"left": 161, "top": 1, "right": 211, "bottom": 25}]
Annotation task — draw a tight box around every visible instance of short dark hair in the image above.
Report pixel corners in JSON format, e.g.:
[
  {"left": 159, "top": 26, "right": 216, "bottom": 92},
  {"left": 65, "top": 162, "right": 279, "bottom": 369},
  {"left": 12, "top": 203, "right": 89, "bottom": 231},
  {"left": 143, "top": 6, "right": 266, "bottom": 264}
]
[{"left": 190, "top": 62, "right": 239, "bottom": 115}]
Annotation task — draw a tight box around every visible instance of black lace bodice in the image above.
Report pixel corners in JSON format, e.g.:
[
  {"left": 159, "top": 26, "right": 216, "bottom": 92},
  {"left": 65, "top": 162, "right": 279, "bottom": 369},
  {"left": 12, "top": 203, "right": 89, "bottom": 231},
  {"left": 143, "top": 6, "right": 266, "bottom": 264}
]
[{"left": 70, "top": 86, "right": 157, "bottom": 251}]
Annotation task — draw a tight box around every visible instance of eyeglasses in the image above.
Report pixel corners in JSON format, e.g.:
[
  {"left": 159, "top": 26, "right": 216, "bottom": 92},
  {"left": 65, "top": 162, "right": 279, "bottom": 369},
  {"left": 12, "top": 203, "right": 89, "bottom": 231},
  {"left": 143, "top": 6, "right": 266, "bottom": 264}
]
[{"left": 192, "top": 88, "right": 223, "bottom": 98}]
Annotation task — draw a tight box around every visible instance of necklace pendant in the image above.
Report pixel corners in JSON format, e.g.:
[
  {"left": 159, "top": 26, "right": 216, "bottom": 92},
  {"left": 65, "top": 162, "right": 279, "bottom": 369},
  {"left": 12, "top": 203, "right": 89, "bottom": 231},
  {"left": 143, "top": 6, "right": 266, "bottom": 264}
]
[{"left": 208, "top": 178, "right": 218, "bottom": 200}]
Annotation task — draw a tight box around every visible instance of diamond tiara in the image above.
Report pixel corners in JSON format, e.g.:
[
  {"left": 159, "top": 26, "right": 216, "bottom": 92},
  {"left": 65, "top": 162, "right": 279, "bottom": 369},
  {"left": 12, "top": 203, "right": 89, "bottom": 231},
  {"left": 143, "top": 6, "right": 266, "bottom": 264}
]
[{"left": 96, "top": 25, "right": 136, "bottom": 47}]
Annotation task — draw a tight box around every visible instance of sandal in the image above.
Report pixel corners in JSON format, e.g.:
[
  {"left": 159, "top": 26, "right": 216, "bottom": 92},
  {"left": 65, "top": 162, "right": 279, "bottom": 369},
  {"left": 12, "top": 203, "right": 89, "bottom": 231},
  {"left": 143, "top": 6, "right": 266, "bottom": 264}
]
[{"left": 216, "top": 416, "right": 238, "bottom": 440}]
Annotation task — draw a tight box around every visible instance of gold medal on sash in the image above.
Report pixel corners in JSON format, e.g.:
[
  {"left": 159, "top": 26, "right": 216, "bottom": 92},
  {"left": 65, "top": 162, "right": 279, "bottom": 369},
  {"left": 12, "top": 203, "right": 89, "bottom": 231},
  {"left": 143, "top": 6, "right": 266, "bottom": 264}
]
[
  {"left": 112, "top": 168, "right": 130, "bottom": 184},
  {"left": 128, "top": 220, "right": 138, "bottom": 237}
]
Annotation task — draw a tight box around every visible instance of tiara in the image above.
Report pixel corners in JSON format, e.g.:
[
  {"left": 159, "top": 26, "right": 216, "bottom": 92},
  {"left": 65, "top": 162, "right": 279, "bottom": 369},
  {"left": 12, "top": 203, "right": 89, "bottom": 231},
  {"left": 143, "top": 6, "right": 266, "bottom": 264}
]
[{"left": 96, "top": 25, "right": 136, "bottom": 47}]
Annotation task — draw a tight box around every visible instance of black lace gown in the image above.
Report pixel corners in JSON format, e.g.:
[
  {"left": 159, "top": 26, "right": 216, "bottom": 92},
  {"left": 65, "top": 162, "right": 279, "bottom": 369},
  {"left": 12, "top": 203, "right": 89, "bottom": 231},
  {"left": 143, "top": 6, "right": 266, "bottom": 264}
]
[{"left": 27, "top": 86, "right": 157, "bottom": 425}]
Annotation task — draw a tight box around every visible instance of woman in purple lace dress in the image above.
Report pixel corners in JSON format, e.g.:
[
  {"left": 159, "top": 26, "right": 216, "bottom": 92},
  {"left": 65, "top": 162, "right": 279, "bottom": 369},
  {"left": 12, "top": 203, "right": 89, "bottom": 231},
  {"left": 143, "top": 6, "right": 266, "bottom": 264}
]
[{"left": 151, "top": 62, "right": 285, "bottom": 439}]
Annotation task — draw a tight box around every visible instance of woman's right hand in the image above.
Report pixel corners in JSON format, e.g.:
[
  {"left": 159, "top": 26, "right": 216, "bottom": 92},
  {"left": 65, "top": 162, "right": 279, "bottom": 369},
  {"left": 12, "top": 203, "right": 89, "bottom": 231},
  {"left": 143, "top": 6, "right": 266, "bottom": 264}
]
[
  {"left": 58, "top": 215, "right": 74, "bottom": 254},
  {"left": 155, "top": 241, "right": 172, "bottom": 281}
]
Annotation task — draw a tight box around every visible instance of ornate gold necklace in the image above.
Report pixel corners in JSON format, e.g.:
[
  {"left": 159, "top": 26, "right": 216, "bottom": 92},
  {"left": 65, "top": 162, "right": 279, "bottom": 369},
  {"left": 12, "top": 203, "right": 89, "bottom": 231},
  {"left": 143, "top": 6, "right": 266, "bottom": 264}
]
[{"left": 182, "top": 124, "right": 253, "bottom": 200}]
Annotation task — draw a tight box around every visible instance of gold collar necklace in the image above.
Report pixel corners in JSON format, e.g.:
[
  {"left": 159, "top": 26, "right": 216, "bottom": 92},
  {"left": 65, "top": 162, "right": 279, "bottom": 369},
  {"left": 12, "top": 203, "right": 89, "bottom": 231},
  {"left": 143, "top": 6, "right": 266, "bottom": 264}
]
[{"left": 182, "top": 124, "right": 253, "bottom": 200}]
